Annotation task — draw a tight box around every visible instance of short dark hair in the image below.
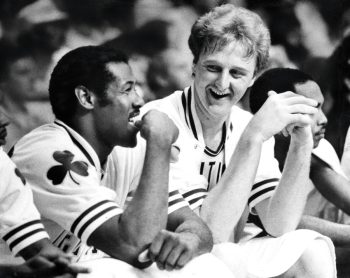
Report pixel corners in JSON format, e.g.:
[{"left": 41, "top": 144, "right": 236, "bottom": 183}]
[
  {"left": 49, "top": 45, "right": 129, "bottom": 123},
  {"left": 249, "top": 68, "right": 314, "bottom": 114}
]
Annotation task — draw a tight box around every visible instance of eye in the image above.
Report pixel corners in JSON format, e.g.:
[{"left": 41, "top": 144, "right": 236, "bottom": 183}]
[
  {"left": 206, "top": 65, "right": 221, "bottom": 72},
  {"left": 229, "top": 69, "right": 244, "bottom": 78},
  {"left": 121, "top": 84, "right": 135, "bottom": 94}
]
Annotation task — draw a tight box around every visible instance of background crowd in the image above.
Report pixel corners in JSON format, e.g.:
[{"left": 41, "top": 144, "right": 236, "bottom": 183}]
[
  {"left": 1, "top": 0, "right": 350, "bottom": 277},
  {"left": 0, "top": 0, "right": 349, "bottom": 155}
]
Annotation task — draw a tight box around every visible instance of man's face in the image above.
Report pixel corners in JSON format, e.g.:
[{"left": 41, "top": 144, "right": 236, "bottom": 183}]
[
  {"left": 5, "top": 57, "right": 50, "bottom": 101},
  {"left": 94, "top": 62, "right": 144, "bottom": 148},
  {"left": 193, "top": 42, "right": 256, "bottom": 118},
  {"left": 295, "top": 81, "right": 328, "bottom": 148}
]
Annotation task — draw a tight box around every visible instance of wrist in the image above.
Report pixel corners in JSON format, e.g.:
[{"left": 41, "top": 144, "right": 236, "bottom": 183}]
[
  {"left": 290, "top": 136, "right": 313, "bottom": 151},
  {"left": 241, "top": 127, "right": 265, "bottom": 146}
]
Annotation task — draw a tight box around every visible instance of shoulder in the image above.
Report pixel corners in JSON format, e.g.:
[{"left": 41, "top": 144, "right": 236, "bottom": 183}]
[
  {"left": 13, "top": 123, "right": 72, "bottom": 154},
  {"left": 142, "top": 89, "right": 184, "bottom": 114}
]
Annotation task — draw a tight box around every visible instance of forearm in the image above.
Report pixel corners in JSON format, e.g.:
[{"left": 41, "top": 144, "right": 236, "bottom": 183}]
[
  {"left": 311, "top": 161, "right": 350, "bottom": 215},
  {"left": 18, "top": 238, "right": 50, "bottom": 260},
  {"left": 262, "top": 141, "right": 312, "bottom": 235},
  {"left": 174, "top": 218, "right": 213, "bottom": 255},
  {"left": 119, "top": 141, "right": 171, "bottom": 247},
  {"left": 200, "top": 130, "right": 263, "bottom": 243},
  {"left": 299, "top": 215, "right": 350, "bottom": 247}
]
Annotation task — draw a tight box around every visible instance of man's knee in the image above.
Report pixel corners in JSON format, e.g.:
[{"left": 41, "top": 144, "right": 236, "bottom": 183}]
[
  {"left": 212, "top": 243, "right": 247, "bottom": 278},
  {"left": 281, "top": 239, "right": 335, "bottom": 278}
]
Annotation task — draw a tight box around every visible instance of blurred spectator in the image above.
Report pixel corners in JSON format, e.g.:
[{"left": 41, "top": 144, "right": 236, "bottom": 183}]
[
  {"left": 247, "top": 0, "right": 309, "bottom": 67},
  {"left": 104, "top": 16, "right": 194, "bottom": 102},
  {"left": 317, "top": 34, "right": 350, "bottom": 159},
  {"left": 0, "top": 37, "right": 56, "bottom": 151},
  {"left": 147, "top": 48, "right": 193, "bottom": 100}
]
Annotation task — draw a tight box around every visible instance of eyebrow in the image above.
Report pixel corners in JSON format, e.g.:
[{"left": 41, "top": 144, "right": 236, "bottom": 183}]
[{"left": 203, "top": 61, "right": 249, "bottom": 72}]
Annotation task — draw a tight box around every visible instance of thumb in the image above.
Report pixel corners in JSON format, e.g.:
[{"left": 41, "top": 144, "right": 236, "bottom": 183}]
[
  {"left": 267, "top": 90, "right": 277, "bottom": 97},
  {"left": 134, "top": 120, "right": 143, "bottom": 129}
]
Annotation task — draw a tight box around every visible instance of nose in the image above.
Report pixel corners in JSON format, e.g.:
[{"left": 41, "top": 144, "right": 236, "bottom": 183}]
[
  {"left": 318, "top": 110, "right": 328, "bottom": 126},
  {"left": 132, "top": 87, "right": 145, "bottom": 108},
  {"left": 215, "top": 70, "right": 231, "bottom": 91}
]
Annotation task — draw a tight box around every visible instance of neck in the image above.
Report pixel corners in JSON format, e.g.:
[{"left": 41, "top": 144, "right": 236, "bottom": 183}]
[
  {"left": 69, "top": 115, "right": 111, "bottom": 164},
  {"left": 195, "top": 101, "right": 227, "bottom": 148}
]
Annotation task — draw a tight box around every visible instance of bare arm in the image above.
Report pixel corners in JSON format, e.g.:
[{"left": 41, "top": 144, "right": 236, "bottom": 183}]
[
  {"left": 200, "top": 91, "right": 317, "bottom": 242},
  {"left": 256, "top": 126, "right": 313, "bottom": 236},
  {"left": 88, "top": 110, "right": 178, "bottom": 267},
  {"left": 8, "top": 238, "right": 90, "bottom": 278},
  {"left": 148, "top": 206, "right": 213, "bottom": 270},
  {"left": 200, "top": 130, "right": 263, "bottom": 243},
  {"left": 299, "top": 215, "right": 350, "bottom": 247},
  {"left": 310, "top": 156, "right": 350, "bottom": 215}
]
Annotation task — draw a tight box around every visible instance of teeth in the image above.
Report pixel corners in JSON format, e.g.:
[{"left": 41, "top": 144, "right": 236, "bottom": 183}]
[{"left": 210, "top": 88, "right": 228, "bottom": 96}]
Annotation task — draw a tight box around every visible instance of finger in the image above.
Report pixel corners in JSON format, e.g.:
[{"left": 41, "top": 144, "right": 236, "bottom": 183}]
[
  {"left": 175, "top": 250, "right": 192, "bottom": 269},
  {"left": 40, "top": 251, "right": 72, "bottom": 262},
  {"left": 134, "top": 120, "right": 143, "bottom": 129},
  {"left": 281, "top": 128, "right": 289, "bottom": 137},
  {"left": 284, "top": 96, "right": 318, "bottom": 107},
  {"left": 289, "top": 114, "right": 313, "bottom": 126},
  {"left": 164, "top": 245, "right": 185, "bottom": 271},
  {"left": 64, "top": 264, "right": 91, "bottom": 274},
  {"left": 149, "top": 230, "right": 167, "bottom": 262},
  {"left": 285, "top": 124, "right": 295, "bottom": 137},
  {"left": 28, "top": 256, "right": 56, "bottom": 268},
  {"left": 287, "top": 104, "right": 318, "bottom": 115},
  {"left": 155, "top": 236, "right": 176, "bottom": 270},
  {"left": 267, "top": 90, "right": 277, "bottom": 97},
  {"left": 170, "top": 145, "right": 180, "bottom": 163},
  {"left": 53, "top": 257, "right": 72, "bottom": 268}
]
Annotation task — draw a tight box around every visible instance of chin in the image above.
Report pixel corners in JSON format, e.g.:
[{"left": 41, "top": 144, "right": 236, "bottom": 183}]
[
  {"left": 122, "top": 137, "right": 137, "bottom": 148},
  {"left": 313, "top": 138, "right": 321, "bottom": 149}
]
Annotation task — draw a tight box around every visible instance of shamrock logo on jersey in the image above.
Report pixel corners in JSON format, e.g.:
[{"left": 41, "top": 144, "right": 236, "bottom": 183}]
[
  {"left": 47, "top": 150, "right": 89, "bottom": 185},
  {"left": 15, "top": 168, "right": 26, "bottom": 185}
]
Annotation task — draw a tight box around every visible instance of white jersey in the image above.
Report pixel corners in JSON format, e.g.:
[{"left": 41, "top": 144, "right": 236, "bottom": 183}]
[
  {"left": 0, "top": 149, "right": 49, "bottom": 258},
  {"left": 11, "top": 120, "right": 123, "bottom": 262},
  {"left": 11, "top": 120, "right": 189, "bottom": 262},
  {"left": 108, "top": 86, "right": 281, "bottom": 235},
  {"left": 104, "top": 137, "right": 189, "bottom": 214},
  {"left": 142, "top": 86, "right": 281, "bottom": 213}
]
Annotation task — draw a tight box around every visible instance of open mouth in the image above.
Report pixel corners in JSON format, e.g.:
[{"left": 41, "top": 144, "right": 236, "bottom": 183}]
[
  {"left": 208, "top": 87, "right": 230, "bottom": 99},
  {"left": 128, "top": 111, "right": 140, "bottom": 126}
]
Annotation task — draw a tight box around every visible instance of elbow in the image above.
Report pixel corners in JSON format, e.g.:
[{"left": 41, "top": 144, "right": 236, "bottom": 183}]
[
  {"left": 262, "top": 220, "right": 298, "bottom": 238},
  {"left": 108, "top": 241, "right": 153, "bottom": 269}
]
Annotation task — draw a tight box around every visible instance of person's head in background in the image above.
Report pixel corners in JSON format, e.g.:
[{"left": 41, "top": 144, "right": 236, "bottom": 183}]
[
  {"left": 0, "top": 39, "right": 49, "bottom": 105},
  {"left": 250, "top": 67, "right": 328, "bottom": 149},
  {"left": 147, "top": 48, "right": 193, "bottom": 100},
  {"left": 188, "top": 4, "right": 270, "bottom": 121}
]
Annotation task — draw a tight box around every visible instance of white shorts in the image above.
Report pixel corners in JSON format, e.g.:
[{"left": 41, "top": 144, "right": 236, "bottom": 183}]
[
  {"left": 77, "top": 252, "right": 234, "bottom": 278},
  {"left": 239, "top": 229, "right": 335, "bottom": 277}
]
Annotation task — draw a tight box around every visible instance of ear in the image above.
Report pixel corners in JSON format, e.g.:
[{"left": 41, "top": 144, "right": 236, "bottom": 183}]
[{"left": 75, "top": 85, "right": 95, "bottom": 110}]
